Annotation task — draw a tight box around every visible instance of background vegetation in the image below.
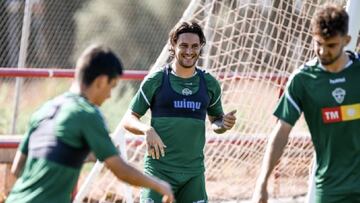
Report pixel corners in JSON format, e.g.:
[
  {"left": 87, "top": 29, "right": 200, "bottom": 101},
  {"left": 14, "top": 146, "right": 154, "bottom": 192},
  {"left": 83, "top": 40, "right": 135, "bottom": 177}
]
[{"left": 0, "top": 0, "right": 189, "bottom": 134}]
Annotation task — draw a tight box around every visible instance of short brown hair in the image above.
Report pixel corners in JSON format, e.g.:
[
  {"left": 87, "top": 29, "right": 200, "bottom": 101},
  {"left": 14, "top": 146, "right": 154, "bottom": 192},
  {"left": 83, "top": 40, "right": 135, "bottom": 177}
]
[
  {"left": 311, "top": 3, "right": 348, "bottom": 38},
  {"left": 168, "top": 21, "right": 206, "bottom": 57}
]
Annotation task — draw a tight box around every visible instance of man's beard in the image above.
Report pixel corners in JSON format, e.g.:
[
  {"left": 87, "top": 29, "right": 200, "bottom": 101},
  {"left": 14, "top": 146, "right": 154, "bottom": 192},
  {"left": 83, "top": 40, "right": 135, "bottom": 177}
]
[
  {"left": 177, "top": 56, "right": 198, "bottom": 68},
  {"left": 319, "top": 49, "right": 343, "bottom": 66}
]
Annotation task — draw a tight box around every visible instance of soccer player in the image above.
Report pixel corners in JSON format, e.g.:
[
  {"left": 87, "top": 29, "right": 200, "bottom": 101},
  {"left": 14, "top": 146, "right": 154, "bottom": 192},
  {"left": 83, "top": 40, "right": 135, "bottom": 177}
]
[
  {"left": 121, "top": 21, "right": 237, "bottom": 203},
  {"left": 252, "top": 3, "right": 360, "bottom": 203},
  {"left": 5, "top": 45, "right": 174, "bottom": 203}
]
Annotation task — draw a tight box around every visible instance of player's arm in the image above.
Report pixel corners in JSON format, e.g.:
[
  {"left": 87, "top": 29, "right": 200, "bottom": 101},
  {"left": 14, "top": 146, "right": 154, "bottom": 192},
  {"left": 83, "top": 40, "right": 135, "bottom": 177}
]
[
  {"left": 11, "top": 126, "right": 33, "bottom": 177},
  {"left": 5, "top": 151, "right": 26, "bottom": 196},
  {"left": 84, "top": 111, "right": 173, "bottom": 203},
  {"left": 204, "top": 73, "right": 237, "bottom": 133},
  {"left": 121, "top": 71, "right": 165, "bottom": 159},
  {"left": 10, "top": 151, "right": 27, "bottom": 177},
  {"left": 122, "top": 69, "right": 162, "bottom": 135},
  {"left": 209, "top": 109, "right": 237, "bottom": 134},
  {"left": 122, "top": 110, "right": 166, "bottom": 159},
  {"left": 122, "top": 110, "right": 152, "bottom": 135},
  {"left": 104, "top": 155, "right": 174, "bottom": 203},
  {"left": 252, "top": 119, "right": 292, "bottom": 203}
]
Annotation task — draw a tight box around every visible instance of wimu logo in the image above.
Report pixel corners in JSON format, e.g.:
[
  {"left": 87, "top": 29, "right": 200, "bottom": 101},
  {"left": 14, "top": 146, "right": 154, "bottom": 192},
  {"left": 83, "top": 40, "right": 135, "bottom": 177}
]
[{"left": 173, "top": 99, "right": 202, "bottom": 111}]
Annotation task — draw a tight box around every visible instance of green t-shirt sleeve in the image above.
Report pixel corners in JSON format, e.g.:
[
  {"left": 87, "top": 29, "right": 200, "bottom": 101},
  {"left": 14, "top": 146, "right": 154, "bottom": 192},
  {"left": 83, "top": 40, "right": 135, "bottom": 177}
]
[
  {"left": 204, "top": 73, "right": 224, "bottom": 117},
  {"left": 19, "top": 101, "right": 51, "bottom": 154},
  {"left": 273, "top": 71, "right": 303, "bottom": 126},
  {"left": 19, "top": 129, "right": 32, "bottom": 154},
  {"left": 82, "top": 111, "right": 118, "bottom": 162},
  {"left": 130, "top": 71, "right": 163, "bottom": 116},
  {"left": 19, "top": 112, "right": 41, "bottom": 154}
]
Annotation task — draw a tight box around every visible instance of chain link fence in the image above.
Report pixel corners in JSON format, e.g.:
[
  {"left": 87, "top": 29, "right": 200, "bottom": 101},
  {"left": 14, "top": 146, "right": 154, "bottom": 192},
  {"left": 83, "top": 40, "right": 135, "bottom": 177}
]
[{"left": 0, "top": 0, "right": 190, "bottom": 134}]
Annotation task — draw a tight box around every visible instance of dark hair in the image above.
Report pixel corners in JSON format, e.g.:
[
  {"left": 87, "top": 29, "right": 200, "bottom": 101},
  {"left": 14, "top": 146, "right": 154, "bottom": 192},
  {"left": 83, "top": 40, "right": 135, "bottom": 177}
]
[
  {"left": 168, "top": 21, "right": 206, "bottom": 57},
  {"left": 75, "top": 45, "right": 123, "bottom": 86},
  {"left": 311, "top": 3, "right": 348, "bottom": 38}
]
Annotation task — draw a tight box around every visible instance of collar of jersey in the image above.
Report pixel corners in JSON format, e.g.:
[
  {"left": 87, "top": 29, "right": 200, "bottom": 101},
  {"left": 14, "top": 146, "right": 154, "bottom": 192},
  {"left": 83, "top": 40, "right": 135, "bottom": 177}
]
[
  {"left": 318, "top": 58, "right": 353, "bottom": 72},
  {"left": 170, "top": 68, "right": 198, "bottom": 78}
]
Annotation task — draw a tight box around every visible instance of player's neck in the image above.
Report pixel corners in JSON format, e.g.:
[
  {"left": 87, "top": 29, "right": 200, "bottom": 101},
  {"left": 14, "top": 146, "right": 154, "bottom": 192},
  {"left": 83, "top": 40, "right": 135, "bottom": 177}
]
[
  {"left": 73, "top": 83, "right": 98, "bottom": 106},
  {"left": 323, "top": 52, "right": 350, "bottom": 73},
  {"left": 171, "top": 63, "right": 196, "bottom": 78}
]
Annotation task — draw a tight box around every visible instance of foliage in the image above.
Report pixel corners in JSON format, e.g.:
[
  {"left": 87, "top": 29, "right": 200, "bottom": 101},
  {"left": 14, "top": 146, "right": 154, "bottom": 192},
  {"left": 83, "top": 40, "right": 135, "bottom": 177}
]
[{"left": 73, "top": 0, "right": 189, "bottom": 70}]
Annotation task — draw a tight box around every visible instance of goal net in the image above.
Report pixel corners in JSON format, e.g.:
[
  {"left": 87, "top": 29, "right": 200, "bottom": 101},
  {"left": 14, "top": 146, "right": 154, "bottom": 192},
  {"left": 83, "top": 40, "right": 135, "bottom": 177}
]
[
  {"left": 3, "top": 0, "right": 358, "bottom": 202},
  {"left": 77, "top": 0, "right": 354, "bottom": 202}
]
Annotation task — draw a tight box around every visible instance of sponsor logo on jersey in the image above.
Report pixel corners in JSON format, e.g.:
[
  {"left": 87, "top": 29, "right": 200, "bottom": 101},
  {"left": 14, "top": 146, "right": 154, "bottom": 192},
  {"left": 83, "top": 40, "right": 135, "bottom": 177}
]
[
  {"left": 332, "top": 88, "right": 346, "bottom": 104},
  {"left": 174, "top": 99, "right": 201, "bottom": 111},
  {"left": 322, "top": 103, "right": 360, "bottom": 123},
  {"left": 329, "top": 77, "right": 346, "bottom": 84},
  {"left": 182, "top": 88, "right": 192, "bottom": 95}
]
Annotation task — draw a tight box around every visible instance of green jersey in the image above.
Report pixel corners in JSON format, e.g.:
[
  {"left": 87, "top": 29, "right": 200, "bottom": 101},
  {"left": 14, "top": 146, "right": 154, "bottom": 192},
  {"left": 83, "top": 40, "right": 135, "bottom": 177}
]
[
  {"left": 130, "top": 66, "right": 223, "bottom": 173},
  {"left": 274, "top": 51, "right": 360, "bottom": 195},
  {"left": 6, "top": 92, "right": 118, "bottom": 203}
]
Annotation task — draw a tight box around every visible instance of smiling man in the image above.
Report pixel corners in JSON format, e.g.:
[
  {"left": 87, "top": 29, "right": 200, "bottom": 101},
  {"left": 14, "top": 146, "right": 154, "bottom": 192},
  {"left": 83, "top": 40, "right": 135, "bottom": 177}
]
[
  {"left": 252, "top": 3, "right": 360, "bottom": 203},
  {"left": 121, "top": 21, "right": 237, "bottom": 203}
]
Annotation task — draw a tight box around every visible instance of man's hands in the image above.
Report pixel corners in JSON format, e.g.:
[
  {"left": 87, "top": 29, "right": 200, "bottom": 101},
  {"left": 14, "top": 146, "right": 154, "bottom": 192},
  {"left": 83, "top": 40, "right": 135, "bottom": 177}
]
[
  {"left": 121, "top": 110, "right": 166, "bottom": 160},
  {"left": 156, "top": 179, "right": 175, "bottom": 203},
  {"left": 144, "top": 109, "right": 237, "bottom": 157},
  {"left": 105, "top": 156, "right": 174, "bottom": 203},
  {"left": 211, "top": 109, "right": 237, "bottom": 134},
  {"left": 251, "top": 120, "right": 293, "bottom": 203},
  {"left": 145, "top": 127, "right": 166, "bottom": 159},
  {"left": 222, "top": 110, "right": 237, "bottom": 130}
]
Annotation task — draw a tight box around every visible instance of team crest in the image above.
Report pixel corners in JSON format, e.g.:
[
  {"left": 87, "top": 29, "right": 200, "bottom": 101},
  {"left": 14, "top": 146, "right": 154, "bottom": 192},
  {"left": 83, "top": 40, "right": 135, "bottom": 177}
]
[
  {"left": 332, "top": 88, "right": 346, "bottom": 104},
  {"left": 182, "top": 88, "right": 192, "bottom": 96}
]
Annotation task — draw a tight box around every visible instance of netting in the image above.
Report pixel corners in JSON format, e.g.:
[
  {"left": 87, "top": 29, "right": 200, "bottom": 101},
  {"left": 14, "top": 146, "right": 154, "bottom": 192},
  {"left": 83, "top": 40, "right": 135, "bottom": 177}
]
[
  {"left": 0, "top": 0, "right": 190, "bottom": 134},
  {"left": 80, "top": 0, "right": 356, "bottom": 202},
  {"left": 0, "top": 1, "right": 190, "bottom": 201},
  {"left": 1, "top": 0, "right": 359, "bottom": 202}
]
